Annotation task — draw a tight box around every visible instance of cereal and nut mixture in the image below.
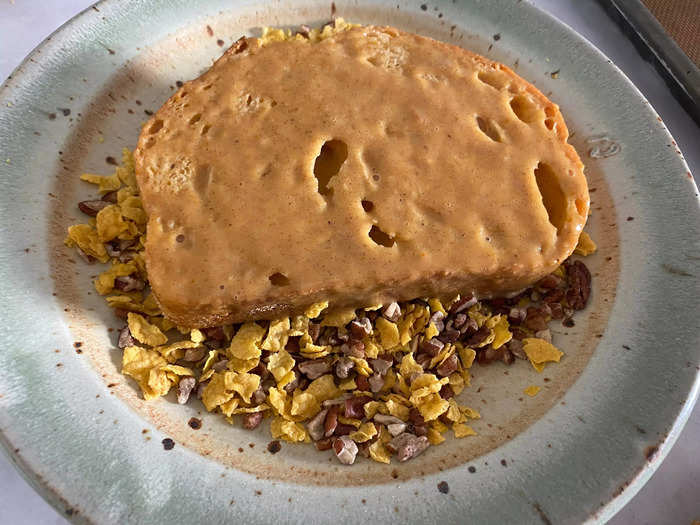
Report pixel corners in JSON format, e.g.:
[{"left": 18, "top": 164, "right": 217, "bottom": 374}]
[{"left": 66, "top": 155, "right": 594, "bottom": 464}]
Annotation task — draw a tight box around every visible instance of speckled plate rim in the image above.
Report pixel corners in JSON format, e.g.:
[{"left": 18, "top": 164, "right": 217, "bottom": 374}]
[{"left": 0, "top": 0, "right": 698, "bottom": 524}]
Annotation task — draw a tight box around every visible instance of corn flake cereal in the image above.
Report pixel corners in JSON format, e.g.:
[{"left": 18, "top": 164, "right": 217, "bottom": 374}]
[
  {"left": 349, "top": 422, "right": 377, "bottom": 442},
  {"left": 267, "top": 349, "right": 295, "bottom": 383},
  {"left": 127, "top": 312, "right": 168, "bottom": 346},
  {"left": 64, "top": 224, "right": 109, "bottom": 262},
  {"left": 304, "top": 301, "right": 328, "bottom": 319},
  {"left": 524, "top": 385, "right": 541, "bottom": 397},
  {"left": 453, "top": 423, "right": 477, "bottom": 438},
  {"left": 523, "top": 338, "right": 564, "bottom": 372},
  {"left": 574, "top": 231, "right": 597, "bottom": 256},
  {"left": 262, "top": 317, "right": 290, "bottom": 351},
  {"left": 375, "top": 317, "right": 400, "bottom": 349},
  {"left": 228, "top": 322, "right": 265, "bottom": 360},
  {"left": 270, "top": 417, "right": 309, "bottom": 443}
]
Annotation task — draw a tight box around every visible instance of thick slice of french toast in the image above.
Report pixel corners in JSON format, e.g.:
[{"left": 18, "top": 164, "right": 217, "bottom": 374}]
[{"left": 134, "top": 23, "right": 588, "bottom": 327}]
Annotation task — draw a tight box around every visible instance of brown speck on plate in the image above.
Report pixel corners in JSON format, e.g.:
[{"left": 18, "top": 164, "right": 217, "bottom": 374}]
[
  {"left": 162, "top": 438, "right": 175, "bottom": 450},
  {"left": 188, "top": 417, "right": 202, "bottom": 429},
  {"left": 267, "top": 440, "right": 281, "bottom": 454},
  {"left": 468, "top": 466, "right": 476, "bottom": 473},
  {"left": 437, "top": 481, "right": 449, "bottom": 494},
  {"left": 217, "top": 39, "right": 225, "bottom": 47}
]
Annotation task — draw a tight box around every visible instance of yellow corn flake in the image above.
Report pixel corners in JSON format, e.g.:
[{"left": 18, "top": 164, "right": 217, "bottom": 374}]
[
  {"left": 489, "top": 315, "right": 512, "bottom": 349},
  {"left": 64, "top": 224, "right": 109, "bottom": 263},
  {"left": 399, "top": 353, "right": 424, "bottom": 378},
  {"left": 305, "top": 374, "right": 341, "bottom": 403},
  {"left": 363, "top": 400, "right": 387, "bottom": 419},
  {"left": 369, "top": 437, "right": 392, "bottom": 464},
  {"left": 458, "top": 346, "right": 477, "bottom": 369},
  {"left": 349, "top": 422, "right": 377, "bottom": 443},
  {"left": 304, "top": 301, "right": 328, "bottom": 319},
  {"left": 268, "top": 387, "right": 290, "bottom": 416},
  {"left": 424, "top": 322, "right": 439, "bottom": 340},
  {"left": 267, "top": 348, "right": 295, "bottom": 383},
  {"left": 375, "top": 317, "right": 400, "bottom": 349},
  {"left": 290, "top": 391, "right": 320, "bottom": 419},
  {"left": 453, "top": 423, "right": 477, "bottom": 438},
  {"left": 140, "top": 293, "right": 162, "bottom": 316},
  {"left": 228, "top": 322, "right": 265, "bottom": 360},
  {"left": 220, "top": 397, "right": 240, "bottom": 417},
  {"left": 299, "top": 344, "right": 332, "bottom": 359},
  {"left": 428, "top": 298, "right": 446, "bottom": 315},
  {"left": 384, "top": 398, "right": 410, "bottom": 421},
  {"left": 339, "top": 377, "right": 357, "bottom": 390},
  {"left": 461, "top": 406, "right": 481, "bottom": 420},
  {"left": 363, "top": 339, "right": 381, "bottom": 359},
  {"left": 189, "top": 329, "right": 205, "bottom": 344},
  {"left": 431, "top": 420, "right": 449, "bottom": 434},
  {"left": 415, "top": 393, "right": 449, "bottom": 422},
  {"left": 119, "top": 196, "right": 147, "bottom": 225},
  {"left": 150, "top": 316, "right": 176, "bottom": 333},
  {"left": 393, "top": 373, "right": 410, "bottom": 397},
  {"left": 350, "top": 357, "right": 372, "bottom": 377},
  {"left": 229, "top": 372, "right": 260, "bottom": 403},
  {"left": 270, "top": 417, "right": 309, "bottom": 443},
  {"left": 427, "top": 428, "right": 446, "bottom": 445},
  {"left": 228, "top": 356, "right": 260, "bottom": 373},
  {"left": 276, "top": 370, "right": 297, "bottom": 389},
  {"left": 338, "top": 415, "right": 362, "bottom": 428},
  {"left": 201, "top": 372, "right": 234, "bottom": 411},
  {"left": 383, "top": 368, "right": 397, "bottom": 392},
  {"left": 80, "top": 172, "right": 121, "bottom": 193},
  {"left": 524, "top": 385, "right": 541, "bottom": 397},
  {"left": 202, "top": 350, "right": 219, "bottom": 374},
  {"left": 410, "top": 373, "right": 449, "bottom": 398},
  {"left": 321, "top": 308, "right": 356, "bottom": 327},
  {"left": 523, "top": 338, "right": 564, "bottom": 372},
  {"left": 448, "top": 373, "right": 465, "bottom": 395},
  {"left": 574, "top": 231, "right": 597, "bottom": 256},
  {"left": 468, "top": 304, "right": 490, "bottom": 328},
  {"left": 116, "top": 148, "right": 137, "bottom": 189},
  {"left": 153, "top": 340, "right": 199, "bottom": 362},
  {"left": 231, "top": 404, "right": 269, "bottom": 414},
  {"left": 127, "top": 312, "right": 168, "bottom": 346},
  {"left": 121, "top": 345, "right": 168, "bottom": 400},
  {"left": 94, "top": 261, "right": 138, "bottom": 295},
  {"left": 95, "top": 204, "right": 130, "bottom": 242},
  {"left": 262, "top": 318, "right": 290, "bottom": 351},
  {"left": 288, "top": 315, "right": 309, "bottom": 336}
]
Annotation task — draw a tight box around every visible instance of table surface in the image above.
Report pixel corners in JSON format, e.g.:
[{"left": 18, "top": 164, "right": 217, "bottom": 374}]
[{"left": 0, "top": 1, "right": 698, "bottom": 524}]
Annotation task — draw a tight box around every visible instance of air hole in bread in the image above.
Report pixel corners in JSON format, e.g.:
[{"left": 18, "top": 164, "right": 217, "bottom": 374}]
[
  {"left": 193, "top": 164, "right": 212, "bottom": 194},
  {"left": 201, "top": 124, "right": 211, "bottom": 136},
  {"left": 269, "top": 272, "right": 290, "bottom": 286},
  {"left": 544, "top": 106, "right": 556, "bottom": 117},
  {"left": 313, "top": 139, "right": 348, "bottom": 197},
  {"left": 475, "top": 116, "right": 503, "bottom": 142},
  {"left": 189, "top": 113, "right": 202, "bottom": 125},
  {"left": 148, "top": 119, "right": 164, "bottom": 134},
  {"left": 369, "top": 225, "right": 395, "bottom": 247},
  {"left": 361, "top": 200, "right": 374, "bottom": 212},
  {"left": 534, "top": 162, "right": 567, "bottom": 231},
  {"left": 544, "top": 118, "right": 555, "bottom": 130},
  {"left": 575, "top": 198, "right": 586, "bottom": 216},
  {"left": 510, "top": 95, "right": 540, "bottom": 123},
  {"left": 477, "top": 69, "right": 508, "bottom": 90}
]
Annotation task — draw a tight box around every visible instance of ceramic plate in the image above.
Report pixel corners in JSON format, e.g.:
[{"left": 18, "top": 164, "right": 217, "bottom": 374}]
[{"left": 0, "top": 0, "right": 698, "bottom": 523}]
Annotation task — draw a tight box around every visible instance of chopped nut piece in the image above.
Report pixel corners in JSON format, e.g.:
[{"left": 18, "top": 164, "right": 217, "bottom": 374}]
[
  {"left": 449, "top": 295, "right": 477, "bottom": 314},
  {"left": 114, "top": 275, "right": 145, "bottom": 292},
  {"left": 78, "top": 200, "right": 110, "bottom": 216},
  {"left": 315, "top": 438, "right": 333, "bottom": 451},
  {"left": 369, "top": 358, "right": 392, "bottom": 375},
  {"left": 419, "top": 337, "right": 444, "bottom": 357},
  {"left": 324, "top": 405, "right": 339, "bottom": 437},
  {"left": 436, "top": 354, "right": 459, "bottom": 377},
  {"left": 438, "top": 328, "right": 460, "bottom": 343},
  {"left": 382, "top": 302, "right": 401, "bottom": 322},
  {"left": 464, "top": 326, "right": 490, "bottom": 345},
  {"left": 298, "top": 359, "right": 332, "bottom": 379},
  {"left": 307, "top": 408, "right": 329, "bottom": 441},
  {"left": 242, "top": 412, "right": 264, "bottom": 429},
  {"left": 212, "top": 359, "right": 229, "bottom": 372},
  {"left": 340, "top": 340, "right": 365, "bottom": 358},
  {"left": 374, "top": 414, "right": 405, "bottom": 425},
  {"left": 368, "top": 373, "right": 384, "bottom": 392},
  {"left": 117, "top": 326, "right": 136, "bottom": 349},
  {"left": 387, "top": 433, "right": 430, "bottom": 462},
  {"left": 537, "top": 274, "right": 562, "bottom": 289},
  {"left": 387, "top": 423, "right": 407, "bottom": 436},
  {"left": 534, "top": 329, "right": 552, "bottom": 343},
  {"left": 452, "top": 313, "right": 467, "bottom": 329},
  {"left": 345, "top": 395, "right": 373, "bottom": 419},
  {"left": 184, "top": 347, "right": 207, "bottom": 362},
  {"left": 333, "top": 435, "right": 359, "bottom": 465},
  {"left": 176, "top": 376, "right": 196, "bottom": 404},
  {"left": 566, "top": 260, "right": 591, "bottom": 310},
  {"left": 349, "top": 317, "right": 372, "bottom": 339},
  {"left": 508, "top": 307, "right": 527, "bottom": 324},
  {"left": 334, "top": 357, "right": 355, "bottom": 378}
]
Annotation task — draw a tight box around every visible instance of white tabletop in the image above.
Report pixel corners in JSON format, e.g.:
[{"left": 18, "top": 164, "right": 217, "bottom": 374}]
[{"left": 0, "top": 1, "right": 698, "bottom": 523}]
